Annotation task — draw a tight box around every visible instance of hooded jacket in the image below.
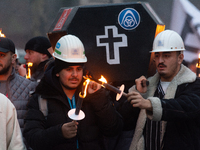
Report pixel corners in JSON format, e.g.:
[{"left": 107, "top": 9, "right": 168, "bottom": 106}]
[
  {"left": 127, "top": 64, "right": 200, "bottom": 150},
  {"left": 23, "top": 61, "right": 123, "bottom": 150}
]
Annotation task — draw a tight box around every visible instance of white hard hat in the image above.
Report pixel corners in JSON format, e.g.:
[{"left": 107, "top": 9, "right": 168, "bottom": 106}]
[
  {"left": 53, "top": 35, "right": 87, "bottom": 63},
  {"left": 151, "top": 30, "right": 185, "bottom": 53}
]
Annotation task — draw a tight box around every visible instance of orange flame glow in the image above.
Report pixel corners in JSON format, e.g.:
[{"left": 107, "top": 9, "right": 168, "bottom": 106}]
[
  {"left": 98, "top": 75, "right": 107, "bottom": 84},
  {"left": 0, "top": 29, "right": 6, "bottom": 37},
  {"left": 83, "top": 75, "right": 108, "bottom": 88},
  {"left": 79, "top": 79, "right": 90, "bottom": 98},
  {"left": 196, "top": 53, "right": 200, "bottom": 68},
  {"left": 26, "top": 62, "right": 33, "bottom": 79}
]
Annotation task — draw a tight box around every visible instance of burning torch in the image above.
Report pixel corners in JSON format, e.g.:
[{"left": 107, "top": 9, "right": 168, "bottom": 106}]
[
  {"left": 84, "top": 75, "right": 149, "bottom": 101},
  {"left": 98, "top": 75, "right": 127, "bottom": 100},
  {"left": 26, "top": 62, "right": 33, "bottom": 79},
  {"left": 83, "top": 75, "right": 126, "bottom": 100},
  {"left": 196, "top": 53, "right": 200, "bottom": 77},
  {"left": 68, "top": 79, "right": 90, "bottom": 120},
  {"left": 0, "top": 29, "right": 6, "bottom": 37}
]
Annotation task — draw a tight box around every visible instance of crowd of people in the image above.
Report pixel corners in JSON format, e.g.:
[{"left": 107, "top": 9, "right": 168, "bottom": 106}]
[{"left": 1, "top": 29, "right": 200, "bottom": 150}]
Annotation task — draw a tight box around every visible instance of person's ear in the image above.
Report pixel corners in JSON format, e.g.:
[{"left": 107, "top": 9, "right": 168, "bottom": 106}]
[
  {"left": 12, "top": 54, "right": 17, "bottom": 63},
  {"left": 178, "top": 53, "right": 184, "bottom": 65},
  {"left": 56, "top": 73, "right": 59, "bottom": 77},
  {"left": 41, "top": 54, "right": 48, "bottom": 60}
]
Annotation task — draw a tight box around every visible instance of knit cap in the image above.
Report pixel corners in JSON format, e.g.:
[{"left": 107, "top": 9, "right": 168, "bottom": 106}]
[{"left": 25, "top": 36, "right": 52, "bottom": 58}]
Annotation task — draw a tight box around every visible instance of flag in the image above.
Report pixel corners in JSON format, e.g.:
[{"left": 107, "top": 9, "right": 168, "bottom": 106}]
[{"left": 170, "top": 0, "right": 200, "bottom": 62}]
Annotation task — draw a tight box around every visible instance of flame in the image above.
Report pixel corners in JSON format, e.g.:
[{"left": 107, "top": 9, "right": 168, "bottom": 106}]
[
  {"left": 27, "top": 62, "right": 33, "bottom": 67},
  {"left": 83, "top": 75, "right": 108, "bottom": 89},
  {"left": 26, "top": 62, "right": 33, "bottom": 79},
  {"left": 0, "top": 29, "right": 6, "bottom": 37},
  {"left": 79, "top": 79, "right": 90, "bottom": 98},
  {"left": 196, "top": 53, "right": 200, "bottom": 68},
  {"left": 98, "top": 75, "right": 107, "bottom": 84}
]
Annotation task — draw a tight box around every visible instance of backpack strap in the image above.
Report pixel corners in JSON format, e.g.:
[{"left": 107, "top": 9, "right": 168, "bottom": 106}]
[{"left": 38, "top": 95, "right": 48, "bottom": 118}]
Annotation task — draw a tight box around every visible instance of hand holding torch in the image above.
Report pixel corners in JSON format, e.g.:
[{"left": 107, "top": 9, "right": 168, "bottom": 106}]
[{"left": 68, "top": 79, "right": 90, "bottom": 120}]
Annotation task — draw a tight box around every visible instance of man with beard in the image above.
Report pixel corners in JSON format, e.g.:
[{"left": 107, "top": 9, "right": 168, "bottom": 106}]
[
  {"left": 0, "top": 37, "right": 37, "bottom": 131},
  {"left": 23, "top": 35, "right": 123, "bottom": 150},
  {"left": 120, "top": 30, "right": 200, "bottom": 150},
  {"left": 24, "top": 36, "right": 53, "bottom": 83}
]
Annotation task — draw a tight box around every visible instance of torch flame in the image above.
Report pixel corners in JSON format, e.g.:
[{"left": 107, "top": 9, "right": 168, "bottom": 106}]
[
  {"left": 83, "top": 75, "right": 108, "bottom": 88},
  {"left": 98, "top": 75, "right": 107, "bottom": 84},
  {"left": 79, "top": 79, "right": 90, "bottom": 98},
  {"left": 27, "top": 62, "right": 33, "bottom": 67},
  {"left": 0, "top": 29, "right": 6, "bottom": 37},
  {"left": 196, "top": 53, "right": 200, "bottom": 68},
  {"left": 26, "top": 62, "right": 33, "bottom": 79}
]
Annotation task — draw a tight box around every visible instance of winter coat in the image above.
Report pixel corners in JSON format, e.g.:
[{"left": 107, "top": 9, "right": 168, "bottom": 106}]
[
  {"left": 30, "top": 59, "right": 50, "bottom": 83},
  {"left": 23, "top": 61, "right": 123, "bottom": 150},
  {"left": 1, "top": 67, "right": 37, "bottom": 131},
  {"left": 127, "top": 64, "right": 200, "bottom": 150},
  {"left": 0, "top": 93, "right": 26, "bottom": 150}
]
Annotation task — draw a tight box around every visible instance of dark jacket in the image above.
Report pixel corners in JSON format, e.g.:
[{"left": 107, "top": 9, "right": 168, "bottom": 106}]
[
  {"left": 124, "top": 65, "right": 200, "bottom": 150},
  {"left": 23, "top": 61, "right": 123, "bottom": 150},
  {"left": 30, "top": 59, "right": 50, "bottom": 83},
  {"left": 1, "top": 67, "right": 37, "bottom": 131}
]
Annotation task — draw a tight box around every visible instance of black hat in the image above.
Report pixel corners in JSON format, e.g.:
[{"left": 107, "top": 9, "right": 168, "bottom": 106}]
[
  {"left": 0, "top": 37, "right": 15, "bottom": 53},
  {"left": 25, "top": 36, "right": 52, "bottom": 58},
  {"left": 54, "top": 58, "right": 84, "bottom": 74}
]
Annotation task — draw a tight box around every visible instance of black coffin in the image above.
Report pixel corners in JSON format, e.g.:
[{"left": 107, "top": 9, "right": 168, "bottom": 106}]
[{"left": 48, "top": 2, "right": 164, "bottom": 88}]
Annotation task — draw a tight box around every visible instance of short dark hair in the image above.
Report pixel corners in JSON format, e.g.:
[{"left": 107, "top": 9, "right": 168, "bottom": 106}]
[
  {"left": 176, "top": 51, "right": 182, "bottom": 55},
  {"left": 54, "top": 58, "right": 84, "bottom": 74}
]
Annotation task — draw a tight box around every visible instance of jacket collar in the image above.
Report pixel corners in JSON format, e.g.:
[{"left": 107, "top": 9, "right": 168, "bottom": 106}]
[
  {"left": 35, "top": 60, "right": 81, "bottom": 107},
  {"left": 128, "top": 64, "right": 196, "bottom": 150},
  {"left": 31, "top": 59, "right": 49, "bottom": 78},
  {"left": 7, "top": 67, "right": 16, "bottom": 81},
  {"left": 147, "top": 64, "right": 196, "bottom": 99},
  {"left": 149, "top": 64, "right": 196, "bottom": 87}
]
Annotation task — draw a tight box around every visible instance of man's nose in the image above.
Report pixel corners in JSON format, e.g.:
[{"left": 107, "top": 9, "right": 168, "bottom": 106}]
[
  {"left": 158, "top": 55, "right": 165, "bottom": 63},
  {"left": 72, "top": 70, "right": 78, "bottom": 76},
  {"left": 24, "top": 54, "right": 28, "bottom": 60}
]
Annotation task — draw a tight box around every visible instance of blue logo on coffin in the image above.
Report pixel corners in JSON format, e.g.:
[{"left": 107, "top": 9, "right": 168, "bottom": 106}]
[{"left": 118, "top": 8, "right": 140, "bottom": 30}]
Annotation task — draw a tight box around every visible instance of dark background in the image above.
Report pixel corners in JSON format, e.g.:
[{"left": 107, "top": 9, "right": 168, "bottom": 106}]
[{"left": 0, "top": 0, "right": 199, "bottom": 62}]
